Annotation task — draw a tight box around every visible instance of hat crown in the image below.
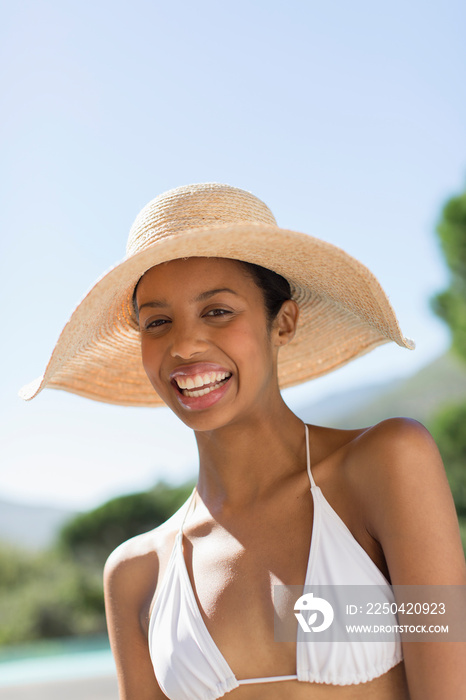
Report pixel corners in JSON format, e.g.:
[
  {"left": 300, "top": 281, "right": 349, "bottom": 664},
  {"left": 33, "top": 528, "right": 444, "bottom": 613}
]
[{"left": 126, "top": 183, "right": 277, "bottom": 257}]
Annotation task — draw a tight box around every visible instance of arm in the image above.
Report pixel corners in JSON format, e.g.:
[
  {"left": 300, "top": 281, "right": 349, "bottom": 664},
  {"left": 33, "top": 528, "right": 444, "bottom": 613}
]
[
  {"left": 356, "top": 418, "right": 466, "bottom": 700},
  {"left": 104, "top": 537, "right": 167, "bottom": 700}
]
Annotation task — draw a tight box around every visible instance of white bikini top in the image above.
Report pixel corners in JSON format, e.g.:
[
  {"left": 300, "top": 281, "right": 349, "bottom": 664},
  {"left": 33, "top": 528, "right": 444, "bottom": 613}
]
[{"left": 148, "top": 425, "right": 402, "bottom": 700}]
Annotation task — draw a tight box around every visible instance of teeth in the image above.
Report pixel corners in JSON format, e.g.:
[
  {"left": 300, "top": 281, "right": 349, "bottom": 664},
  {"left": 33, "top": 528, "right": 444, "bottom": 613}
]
[
  {"left": 182, "top": 379, "right": 229, "bottom": 398},
  {"left": 175, "top": 371, "right": 230, "bottom": 390}
]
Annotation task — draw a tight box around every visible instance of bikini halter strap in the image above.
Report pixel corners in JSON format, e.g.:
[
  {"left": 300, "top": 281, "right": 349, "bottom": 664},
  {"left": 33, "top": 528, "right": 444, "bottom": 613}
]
[{"left": 305, "top": 423, "right": 317, "bottom": 490}]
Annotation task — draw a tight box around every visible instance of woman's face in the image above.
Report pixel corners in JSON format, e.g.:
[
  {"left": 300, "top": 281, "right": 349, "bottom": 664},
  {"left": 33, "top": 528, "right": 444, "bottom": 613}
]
[{"left": 135, "top": 257, "right": 295, "bottom": 431}]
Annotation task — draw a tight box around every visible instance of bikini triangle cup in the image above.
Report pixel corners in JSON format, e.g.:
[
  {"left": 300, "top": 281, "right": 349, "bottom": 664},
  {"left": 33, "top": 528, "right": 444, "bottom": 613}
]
[{"left": 148, "top": 424, "right": 403, "bottom": 700}]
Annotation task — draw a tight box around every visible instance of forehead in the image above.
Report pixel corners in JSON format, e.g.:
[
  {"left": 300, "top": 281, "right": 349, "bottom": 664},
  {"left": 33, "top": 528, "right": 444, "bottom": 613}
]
[{"left": 136, "top": 257, "right": 255, "bottom": 296}]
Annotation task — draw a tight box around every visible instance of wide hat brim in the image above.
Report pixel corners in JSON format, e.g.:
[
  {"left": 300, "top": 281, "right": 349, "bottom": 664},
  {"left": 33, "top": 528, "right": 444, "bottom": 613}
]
[{"left": 19, "top": 222, "right": 414, "bottom": 407}]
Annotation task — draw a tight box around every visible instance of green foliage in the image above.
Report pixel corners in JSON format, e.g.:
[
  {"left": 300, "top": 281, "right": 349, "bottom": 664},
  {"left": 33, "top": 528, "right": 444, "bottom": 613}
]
[
  {"left": 429, "top": 401, "right": 466, "bottom": 519},
  {"left": 0, "top": 480, "right": 194, "bottom": 646},
  {"left": 57, "top": 480, "right": 194, "bottom": 566},
  {"left": 431, "top": 190, "right": 466, "bottom": 360},
  {"left": 0, "top": 545, "right": 106, "bottom": 645},
  {"left": 459, "top": 518, "right": 466, "bottom": 554},
  {"left": 430, "top": 188, "right": 466, "bottom": 557}
]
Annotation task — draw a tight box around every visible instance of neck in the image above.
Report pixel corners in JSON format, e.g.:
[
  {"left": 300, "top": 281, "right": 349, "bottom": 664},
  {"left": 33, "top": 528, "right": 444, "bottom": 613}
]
[{"left": 194, "top": 398, "right": 306, "bottom": 509}]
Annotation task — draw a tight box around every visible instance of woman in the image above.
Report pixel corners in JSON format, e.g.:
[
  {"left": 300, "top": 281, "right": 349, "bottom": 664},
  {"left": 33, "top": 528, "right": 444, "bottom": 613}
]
[{"left": 21, "top": 183, "right": 466, "bottom": 699}]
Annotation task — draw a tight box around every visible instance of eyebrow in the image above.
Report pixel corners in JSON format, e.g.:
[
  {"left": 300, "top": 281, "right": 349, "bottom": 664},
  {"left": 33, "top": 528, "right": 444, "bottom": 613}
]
[
  {"left": 137, "top": 288, "right": 239, "bottom": 312},
  {"left": 195, "top": 288, "right": 238, "bottom": 301}
]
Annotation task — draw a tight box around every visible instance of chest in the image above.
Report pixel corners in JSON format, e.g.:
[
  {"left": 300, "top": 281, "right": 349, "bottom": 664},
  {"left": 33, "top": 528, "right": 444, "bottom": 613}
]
[
  {"left": 171, "top": 494, "right": 313, "bottom": 678},
  {"left": 189, "top": 499, "right": 312, "bottom": 584},
  {"left": 179, "top": 481, "right": 388, "bottom": 631},
  {"left": 148, "top": 488, "right": 405, "bottom": 696}
]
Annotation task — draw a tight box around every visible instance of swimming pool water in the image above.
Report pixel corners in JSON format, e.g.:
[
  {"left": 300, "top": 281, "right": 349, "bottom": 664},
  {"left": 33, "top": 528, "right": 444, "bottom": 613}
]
[{"left": 0, "top": 636, "right": 116, "bottom": 686}]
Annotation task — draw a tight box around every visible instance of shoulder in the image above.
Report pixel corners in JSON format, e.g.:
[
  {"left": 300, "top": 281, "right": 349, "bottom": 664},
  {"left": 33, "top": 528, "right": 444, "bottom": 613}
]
[
  {"left": 345, "top": 417, "right": 446, "bottom": 507},
  {"left": 355, "top": 415, "right": 438, "bottom": 458},
  {"left": 104, "top": 497, "right": 190, "bottom": 620},
  {"left": 104, "top": 526, "right": 184, "bottom": 700},
  {"left": 343, "top": 417, "right": 442, "bottom": 490},
  {"left": 104, "top": 529, "right": 163, "bottom": 645},
  {"left": 104, "top": 530, "right": 159, "bottom": 604},
  {"left": 342, "top": 418, "right": 466, "bottom": 584},
  {"left": 309, "top": 417, "right": 437, "bottom": 484},
  {"left": 103, "top": 503, "right": 191, "bottom": 700}
]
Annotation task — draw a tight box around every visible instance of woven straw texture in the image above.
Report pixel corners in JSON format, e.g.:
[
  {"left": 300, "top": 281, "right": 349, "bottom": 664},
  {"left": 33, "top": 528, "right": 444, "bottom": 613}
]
[{"left": 19, "top": 183, "right": 414, "bottom": 406}]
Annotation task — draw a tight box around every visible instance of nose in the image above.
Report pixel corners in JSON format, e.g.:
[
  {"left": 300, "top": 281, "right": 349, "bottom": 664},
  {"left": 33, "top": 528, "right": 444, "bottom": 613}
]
[{"left": 169, "top": 320, "right": 209, "bottom": 360}]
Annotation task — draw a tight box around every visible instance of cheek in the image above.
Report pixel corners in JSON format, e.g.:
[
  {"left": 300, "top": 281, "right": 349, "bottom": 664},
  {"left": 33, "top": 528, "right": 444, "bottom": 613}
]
[
  {"left": 140, "top": 338, "right": 163, "bottom": 384},
  {"left": 226, "top": 320, "right": 273, "bottom": 369}
]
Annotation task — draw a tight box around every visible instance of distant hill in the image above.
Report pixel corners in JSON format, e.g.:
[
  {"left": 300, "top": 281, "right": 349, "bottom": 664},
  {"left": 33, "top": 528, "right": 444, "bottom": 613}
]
[
  {"left": 298, "top": 352, "right": 466, "bottom": 429},
  {"left": 0, "top": 498, "right": 77, "bottom": 551}
]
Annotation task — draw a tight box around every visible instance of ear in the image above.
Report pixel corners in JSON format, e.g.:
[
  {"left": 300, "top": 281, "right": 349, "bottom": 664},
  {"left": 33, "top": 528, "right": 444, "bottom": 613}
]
[{"left": 273, "top": 300, "right": 299, "bottom": 347}]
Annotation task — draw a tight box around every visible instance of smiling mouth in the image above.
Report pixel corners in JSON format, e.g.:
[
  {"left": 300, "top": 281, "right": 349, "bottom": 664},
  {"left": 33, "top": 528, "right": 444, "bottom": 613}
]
[{"left": 173, "top": 371, "right": 232, "bottom": 398}]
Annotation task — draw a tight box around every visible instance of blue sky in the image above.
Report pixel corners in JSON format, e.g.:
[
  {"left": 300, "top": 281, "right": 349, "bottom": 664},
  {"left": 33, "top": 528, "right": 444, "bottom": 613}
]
[{"left": 1, "top": 0, "right": 465, "bottom": 509}]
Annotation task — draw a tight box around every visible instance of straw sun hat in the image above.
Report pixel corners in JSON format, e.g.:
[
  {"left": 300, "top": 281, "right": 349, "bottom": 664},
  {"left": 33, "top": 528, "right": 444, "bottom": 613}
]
[{"left": 19, "top": 183, "right": 414, "bottom": 407}]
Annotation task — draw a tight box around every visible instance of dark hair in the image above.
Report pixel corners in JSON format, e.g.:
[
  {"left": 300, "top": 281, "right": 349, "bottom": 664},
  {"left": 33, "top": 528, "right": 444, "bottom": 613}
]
[
  {"left": 239, "top": 261, "right": 292, "bottom": 323},
  {"left": 132, "top": 282, "right": 141, "bottom": 322},
  {"left": 132, "top": 259, "right": 292, "bottom": 323}
]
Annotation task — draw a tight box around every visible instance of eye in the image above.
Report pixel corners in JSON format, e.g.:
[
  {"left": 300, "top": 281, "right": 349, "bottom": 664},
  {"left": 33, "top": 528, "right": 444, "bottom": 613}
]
[
  {"left": 143, "top": 318, "right": 171, "bottom": 330},
  {"left": 204, "top": 308, "right": 233, "bottom": 318}
]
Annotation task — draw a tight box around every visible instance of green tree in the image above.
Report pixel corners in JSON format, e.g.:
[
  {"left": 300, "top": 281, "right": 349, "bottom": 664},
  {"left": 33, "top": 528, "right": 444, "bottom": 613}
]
[
  {"left": 0, "top": 545, "right": 105, "bottom": 645},
  {"left": 0, "top": 480, "right": 196, "bottom": 646},
  {"left": 431, "top": 190, "right": 466, "bottom": 361},
  {"left": 58, "top": 480, "right": 194, "bottom": 566},
  {"left": 430, "top": 186, "right": 466, "bottom": 554},
  {"left": 429, "top": 402, "right": 466, "bottom": 519}
]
